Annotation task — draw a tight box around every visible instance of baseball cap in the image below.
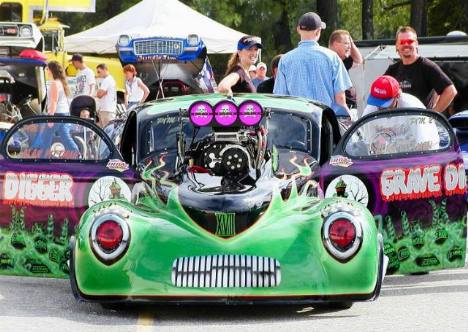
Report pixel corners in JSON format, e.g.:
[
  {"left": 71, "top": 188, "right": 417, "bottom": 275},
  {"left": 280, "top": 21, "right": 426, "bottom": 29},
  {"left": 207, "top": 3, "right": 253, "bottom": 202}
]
[
  {"left": 257, "top": 62, "right": 267, "bottom": 70},
  {"left": 238, "top": 35, "right": 263, "bottom": 51},
  {"left": 70, "top": 53, "right": 83, "bottom": 62},
  {"left": 298, "top": 12, "right": 326, "bottom": 31},
  {"left": 248, "top": 65, "right": 257, "bottom": 72},
  {"left": 367, "top": 75, "right": 400, "bottom": 108}
]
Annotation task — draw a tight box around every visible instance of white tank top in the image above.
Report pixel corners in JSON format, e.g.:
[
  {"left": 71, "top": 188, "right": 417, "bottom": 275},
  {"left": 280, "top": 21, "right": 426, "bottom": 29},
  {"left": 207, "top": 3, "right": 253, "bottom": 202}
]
[
  {"left": 48, "top": 80, "right": 69, "bottom": 114},
  {"left": 125, "top": 77, "right": 144, "bottom": 102}
]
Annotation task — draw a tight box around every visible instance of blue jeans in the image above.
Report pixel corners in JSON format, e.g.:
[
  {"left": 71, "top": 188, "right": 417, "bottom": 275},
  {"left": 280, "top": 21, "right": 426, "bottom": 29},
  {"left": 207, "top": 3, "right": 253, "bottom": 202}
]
[{"left": 31, "top": 122, "right": 80, "bottom": 158}]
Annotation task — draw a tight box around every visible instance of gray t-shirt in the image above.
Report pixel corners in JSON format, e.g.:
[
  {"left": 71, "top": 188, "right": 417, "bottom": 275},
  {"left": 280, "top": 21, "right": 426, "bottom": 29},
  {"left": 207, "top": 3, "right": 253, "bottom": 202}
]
[{"left": 74, "top": 67, "right": 96, "bottom": 97}]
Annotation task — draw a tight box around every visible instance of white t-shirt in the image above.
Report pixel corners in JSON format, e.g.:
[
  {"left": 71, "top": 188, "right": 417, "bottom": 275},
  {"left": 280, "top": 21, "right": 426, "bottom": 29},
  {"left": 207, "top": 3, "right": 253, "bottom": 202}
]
[
  {"left": 362, "top": 92, "right": 425, "bottom": 117},
  {"left": 125, "top": 77, "right": 144, "bottom": 102},
  {"left": 97, "top": 75, "right": 117, "bottom": 113},
  {"left": 74, "top": 67, "right": 96, "bottom": 97}
]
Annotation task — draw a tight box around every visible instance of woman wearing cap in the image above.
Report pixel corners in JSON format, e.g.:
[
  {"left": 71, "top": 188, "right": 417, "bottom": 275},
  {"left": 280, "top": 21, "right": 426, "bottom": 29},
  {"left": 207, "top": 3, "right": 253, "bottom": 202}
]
[
  {"left": 123, "top": 64, "right": 149, "bottom": 109},
  {"left": 218, "top": 35, "right": 262, "bottom": 95}
]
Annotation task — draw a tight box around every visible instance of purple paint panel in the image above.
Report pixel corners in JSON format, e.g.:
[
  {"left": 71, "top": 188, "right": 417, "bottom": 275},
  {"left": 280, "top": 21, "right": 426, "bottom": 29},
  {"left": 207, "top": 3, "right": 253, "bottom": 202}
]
[
  {"left": 0, "top": 159, "right": 138, "bottom": 237},
  {"left": 321, "top": 151, "right": 467, "bottom": 274}
]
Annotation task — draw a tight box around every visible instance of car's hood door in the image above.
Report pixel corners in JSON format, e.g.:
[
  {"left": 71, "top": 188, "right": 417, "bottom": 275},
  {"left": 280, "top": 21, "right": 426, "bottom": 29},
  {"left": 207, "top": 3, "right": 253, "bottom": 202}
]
[
  {"left": 321, "top": 109, "right": 466, "bottom": 275},
  {"left": 0, "top": 116, "right": 139, "bottom": 278}
]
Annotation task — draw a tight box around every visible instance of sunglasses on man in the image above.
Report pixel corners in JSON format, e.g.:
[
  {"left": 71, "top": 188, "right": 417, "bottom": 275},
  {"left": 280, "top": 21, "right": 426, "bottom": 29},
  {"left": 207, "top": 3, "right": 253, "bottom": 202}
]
[{"left": 399, "top": 39, "right": 416, "bottom": 46}]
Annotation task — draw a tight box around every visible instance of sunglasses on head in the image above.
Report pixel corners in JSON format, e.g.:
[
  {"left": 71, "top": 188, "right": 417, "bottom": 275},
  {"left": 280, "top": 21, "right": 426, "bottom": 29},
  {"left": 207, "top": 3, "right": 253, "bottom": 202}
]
[
  {"left": 242, "top": 37, "right": 261, "bottom": 45},
  {"left": 399, "top": 39, "right": 416, "bottom": 45}
]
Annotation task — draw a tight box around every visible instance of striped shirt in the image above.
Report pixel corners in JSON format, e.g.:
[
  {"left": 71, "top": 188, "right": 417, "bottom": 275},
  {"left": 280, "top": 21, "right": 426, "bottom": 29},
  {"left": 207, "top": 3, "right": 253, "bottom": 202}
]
[{"left": 273, "top": 40, "right": 352, "bottom": 110}]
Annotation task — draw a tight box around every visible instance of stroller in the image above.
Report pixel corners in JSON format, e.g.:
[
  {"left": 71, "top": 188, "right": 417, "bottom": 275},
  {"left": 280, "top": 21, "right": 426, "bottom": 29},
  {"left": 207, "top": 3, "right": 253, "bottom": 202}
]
[{"left": 70, "top": 95, "right": 97, "bottom": 120}]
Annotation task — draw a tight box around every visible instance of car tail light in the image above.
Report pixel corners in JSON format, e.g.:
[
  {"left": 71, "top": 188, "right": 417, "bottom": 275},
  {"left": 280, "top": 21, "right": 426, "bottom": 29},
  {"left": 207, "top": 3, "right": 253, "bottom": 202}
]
[
  {"left": 90, "top": 213, "right": 130, "bottom": 264},
  {"left": 322, "top": 212, "right": 362, "bottom": 262}
]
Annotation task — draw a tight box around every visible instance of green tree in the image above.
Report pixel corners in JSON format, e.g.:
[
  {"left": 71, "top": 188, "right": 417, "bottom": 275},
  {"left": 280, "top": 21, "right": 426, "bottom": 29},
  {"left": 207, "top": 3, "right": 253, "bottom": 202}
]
[
  {"left": 428, "top": 0, "right": 468, "bottom": 36},
  {"left": 317, "top": 0, "right": 338, "bottom": 43},
  {"left": 51, "top": 0, "right": 141, "bottom": 35},
  {"left": 362, "top": 0, "right": 374, "bottom": 39}
]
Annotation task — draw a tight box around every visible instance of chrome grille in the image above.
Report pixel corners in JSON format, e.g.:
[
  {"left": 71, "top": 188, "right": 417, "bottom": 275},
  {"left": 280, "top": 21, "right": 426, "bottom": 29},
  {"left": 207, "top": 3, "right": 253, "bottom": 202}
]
[
  {"left": 171, "top": 255, "right": 281, "bottom": 288},
  {"left": 134, "top": 39, "right": 183, "bottom": 56}
]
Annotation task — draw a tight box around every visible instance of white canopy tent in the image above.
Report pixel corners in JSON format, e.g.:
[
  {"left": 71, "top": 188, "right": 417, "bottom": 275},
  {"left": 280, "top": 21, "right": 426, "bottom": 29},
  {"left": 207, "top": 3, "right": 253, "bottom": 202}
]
[{"left": 64, "top": 0, "right": 247, "bottom": 54}]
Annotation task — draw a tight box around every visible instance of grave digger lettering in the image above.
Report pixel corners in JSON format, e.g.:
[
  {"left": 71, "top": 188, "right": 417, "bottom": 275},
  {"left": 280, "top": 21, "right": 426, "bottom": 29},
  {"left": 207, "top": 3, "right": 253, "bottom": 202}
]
[
  {"left": 380, "top": 164, "right": 466, "bottom": 201},
  {"left": 2, "top": 172, "right": 74, "bottom": 207}
]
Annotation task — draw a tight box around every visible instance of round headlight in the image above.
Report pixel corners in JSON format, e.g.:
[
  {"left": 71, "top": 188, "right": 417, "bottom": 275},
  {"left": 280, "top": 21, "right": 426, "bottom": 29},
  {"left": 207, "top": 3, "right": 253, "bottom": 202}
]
[
  {"left": 90, "top": 213, "right": 130, "bottom": 264},
  {"left": 118, "top": 35, "right": 130, "bottom": 47},
  {"left": 20, "top": 26, "right": 33, "bottom": 38},
  {"left": 322, "top": 211, "right": 363, "bottom": 262}
]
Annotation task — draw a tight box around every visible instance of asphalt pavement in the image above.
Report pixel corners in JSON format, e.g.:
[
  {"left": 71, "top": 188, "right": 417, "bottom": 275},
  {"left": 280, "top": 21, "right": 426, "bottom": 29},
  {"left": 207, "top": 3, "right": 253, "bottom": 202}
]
[{"left": 1, "top": 265, "right": 467, "bottom": 332}]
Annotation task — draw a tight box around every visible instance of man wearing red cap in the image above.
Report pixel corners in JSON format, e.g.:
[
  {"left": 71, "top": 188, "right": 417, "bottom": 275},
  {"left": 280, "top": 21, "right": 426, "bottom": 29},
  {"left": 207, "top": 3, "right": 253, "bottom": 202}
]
[
  {"left": 360, "top": 75, "right": 439, "bottom": 153},
  {"left": 362, "top": 75, "right": 425, "bottom": 117}
]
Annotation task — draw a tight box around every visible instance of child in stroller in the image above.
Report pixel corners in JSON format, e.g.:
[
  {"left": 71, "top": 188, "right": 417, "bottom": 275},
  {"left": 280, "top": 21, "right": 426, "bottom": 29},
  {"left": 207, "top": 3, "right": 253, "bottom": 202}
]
[{"left": 69, "top": 95, "right": 99, "bottom": 159}]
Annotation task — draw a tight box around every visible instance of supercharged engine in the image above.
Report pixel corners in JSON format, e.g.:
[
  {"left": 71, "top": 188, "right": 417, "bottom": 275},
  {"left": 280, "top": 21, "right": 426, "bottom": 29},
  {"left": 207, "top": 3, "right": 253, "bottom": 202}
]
[{"left": 180, "top": 99, "right": 269, "bottom": 182}]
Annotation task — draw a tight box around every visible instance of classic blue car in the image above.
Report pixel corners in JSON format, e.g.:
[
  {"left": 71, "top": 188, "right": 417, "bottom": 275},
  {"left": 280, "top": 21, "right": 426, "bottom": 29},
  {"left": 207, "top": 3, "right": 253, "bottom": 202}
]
[{"left": 116, "top": 34, "right": 216, "bottom": 99}]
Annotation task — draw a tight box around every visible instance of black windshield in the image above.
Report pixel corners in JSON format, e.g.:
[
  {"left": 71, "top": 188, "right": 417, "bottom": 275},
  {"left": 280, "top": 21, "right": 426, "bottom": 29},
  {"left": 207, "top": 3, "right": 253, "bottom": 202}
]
[{"left": 140, "top": 109, "right": 313, "bottom": 160}]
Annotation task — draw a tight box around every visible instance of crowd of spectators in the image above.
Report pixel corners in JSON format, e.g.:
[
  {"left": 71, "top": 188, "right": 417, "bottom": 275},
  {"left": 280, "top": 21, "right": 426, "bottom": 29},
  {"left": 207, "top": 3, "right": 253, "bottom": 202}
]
[
  {"left": 38, "top": 11, "right": 459, "bottom": 138},
  {"left": 218, "top": 11, "right": 458, "bottom": 119}
]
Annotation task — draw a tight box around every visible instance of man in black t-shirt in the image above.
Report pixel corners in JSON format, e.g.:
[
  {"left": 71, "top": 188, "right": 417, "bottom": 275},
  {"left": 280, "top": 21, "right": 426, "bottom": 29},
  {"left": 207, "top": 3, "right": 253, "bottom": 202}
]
[
  {"left": 384, "top": 26, "right": 457, "bottom": 114},
  {"left": 329, "top": 30, "right": 363, "bottom": 107},
  {"left": 257, "top": 54, "right": 282, "bottom": 94}
]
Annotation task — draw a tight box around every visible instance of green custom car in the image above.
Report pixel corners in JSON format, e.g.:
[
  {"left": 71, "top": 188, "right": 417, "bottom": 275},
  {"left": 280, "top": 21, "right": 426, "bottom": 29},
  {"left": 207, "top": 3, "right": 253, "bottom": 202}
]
[{"left": 70, "top": 94, "right": 386, "bottom": 306}]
